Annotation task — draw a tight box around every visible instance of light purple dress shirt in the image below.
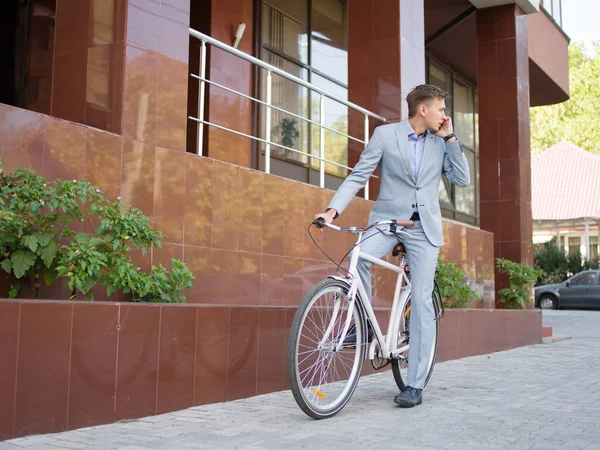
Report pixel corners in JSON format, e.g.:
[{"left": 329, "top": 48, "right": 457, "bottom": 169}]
[{"left": 407, "top": 122, "right": 427, "bottom": 213}]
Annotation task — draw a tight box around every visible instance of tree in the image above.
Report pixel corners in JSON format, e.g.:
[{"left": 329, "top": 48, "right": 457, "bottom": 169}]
[{"left": 530, "top": 42, "right": 600, "bottom": 155}]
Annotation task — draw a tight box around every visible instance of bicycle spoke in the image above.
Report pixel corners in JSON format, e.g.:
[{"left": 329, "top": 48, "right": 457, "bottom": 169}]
[
  {"left": 302, "top": 353, "right": 332, "bottom": 395},
  {"left": 299, "top": 350, "right": 330, "bottom": 380},
  {"left": 303, "top": 314, "right": 323, "bottom": 342},
  {"left": 298, "top": 332, "right": 320, "bottom": 346}
]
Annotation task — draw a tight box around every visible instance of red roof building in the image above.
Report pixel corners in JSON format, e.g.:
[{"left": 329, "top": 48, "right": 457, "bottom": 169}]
[{"left": 532, "top": 141, "right": 600, "bottom": 259}]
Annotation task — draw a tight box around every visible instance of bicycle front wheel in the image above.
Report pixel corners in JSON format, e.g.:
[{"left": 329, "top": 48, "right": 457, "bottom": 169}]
[
  {"left": 287, "top": 279, "right": 367, "bottom": 419},
  {"left": 391, "top": 288, "right": 440, "bottom": 392}
]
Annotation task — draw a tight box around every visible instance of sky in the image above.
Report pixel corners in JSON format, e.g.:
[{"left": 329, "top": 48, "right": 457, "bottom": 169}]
[{"left": 561, "top": 0, "right": 600, "bottom": 51}]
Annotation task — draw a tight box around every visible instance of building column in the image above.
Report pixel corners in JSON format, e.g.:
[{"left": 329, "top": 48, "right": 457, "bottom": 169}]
[
  {"left": 347, "top": 0, "right": 425, "bottom": 199},
  {"left": 477, "top": 5, "right": 532, "bottom": 307},
  {"left": 51, "top": 0, "right": 127, "bottom": 133},
  {"left": 584, "top": 218, "right": 590, "bottom": 260},
  {"left": 51, "top": 0, "right": 190, "bottom": 148}
]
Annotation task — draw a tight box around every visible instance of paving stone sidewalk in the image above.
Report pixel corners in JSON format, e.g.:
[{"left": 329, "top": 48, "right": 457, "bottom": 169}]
[{"left": 3, "top": 310, "right": 600, "bottom": 450}]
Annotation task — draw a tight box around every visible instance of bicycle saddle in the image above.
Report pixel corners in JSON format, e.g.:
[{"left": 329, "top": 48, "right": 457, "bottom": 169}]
[{"left": 392, "top": 243, "right": 406, "bottom": 257}]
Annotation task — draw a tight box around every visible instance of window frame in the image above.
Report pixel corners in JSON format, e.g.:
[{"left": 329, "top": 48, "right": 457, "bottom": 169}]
[
  {"left": 426, "top": 56, "right": 480, "bottom": 227},
  {"left": 257, "top": 0, "right": 350, "bottom": 187}
]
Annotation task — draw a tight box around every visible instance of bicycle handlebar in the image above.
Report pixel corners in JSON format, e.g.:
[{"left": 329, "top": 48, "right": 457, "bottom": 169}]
[{"left": 312, "top": 218, "right": 414, "bottom": 235}]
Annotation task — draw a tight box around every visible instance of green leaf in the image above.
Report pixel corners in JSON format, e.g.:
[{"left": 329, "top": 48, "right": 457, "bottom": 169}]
[
  {"left": 30, "top": 200, "right": 40, "bottom": 213},
  {"left": 1, "top": 258, "right": 12, "bottom": 273},
  {"left": 11, "top": 250, "right": 36, "bottom": 278},
  {"left": 21, "top": 235, "right": 39, "bottom": 253},
  {"left": 44, "top": 268, "right": 58, "bottom": 286},
  {"left": 85, "top": 290, "right": 94, "bottom": 301},
  {"left": 8, "top": 283, "right": 20, "bottom": 298},
  {"left": 39, "top": 242, "right": 58, "bottom": 268},
  {"left": 75, "top": 233, "right": 90, "bottom": 244},
  {"left": 36, "top": 232, "right": 54, "bottom": 248}
]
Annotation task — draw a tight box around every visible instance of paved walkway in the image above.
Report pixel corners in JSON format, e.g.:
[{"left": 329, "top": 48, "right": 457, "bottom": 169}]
[{"left": 3, "top": 310, "right": 600, "bottom": 450}]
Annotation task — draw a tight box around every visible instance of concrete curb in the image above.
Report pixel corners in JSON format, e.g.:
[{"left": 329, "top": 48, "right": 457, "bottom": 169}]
[{"left": 542, "top": 335, "right": 573, "bottom": 344}]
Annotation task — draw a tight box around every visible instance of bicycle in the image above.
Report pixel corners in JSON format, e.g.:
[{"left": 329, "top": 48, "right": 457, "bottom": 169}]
[{"left": 287, "top": 219, "right": 444, "bottom": 419}]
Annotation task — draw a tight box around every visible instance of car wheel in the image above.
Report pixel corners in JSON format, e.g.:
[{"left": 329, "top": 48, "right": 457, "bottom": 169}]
[{"left": 539, "top": 295, "right": 557, "bottom": 310}]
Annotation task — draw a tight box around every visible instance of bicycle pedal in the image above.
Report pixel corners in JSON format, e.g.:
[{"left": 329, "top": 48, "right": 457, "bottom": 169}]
[{"left": 392, "top": 355, "right": 408, "bottom": 363}]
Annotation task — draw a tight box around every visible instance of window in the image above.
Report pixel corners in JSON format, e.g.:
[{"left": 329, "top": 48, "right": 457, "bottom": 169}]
[
  {"left": 568, "top": 236, "right": 580, "bottom": 255},
  {"left": 0, "top": 0, "right": 56, "bottom": 115},
  {"left": 0, "top": 0, "right": 122, "bottom": 133},
  {"left": 427, "top": 59, "right": 479, "bottom": 226},
  {"left": 540, "top": 0, "right": 562, "bottom": 27},
  {"left": 590, "top": 236, "right": 598, "bottom": 261},
  {"left": 551, "top": 0, "right": 562, "bottom": 26},
  {"left": 259, "top": 0, "right": 349, "bottom": 187},
  {"left": 570, "top": 272, "right": 597, "bottom": 286}
]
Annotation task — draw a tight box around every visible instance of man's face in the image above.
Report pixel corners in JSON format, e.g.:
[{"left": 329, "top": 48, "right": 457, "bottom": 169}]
[{"left": 422, "top": 97, "right": 447, "bottom": 132}]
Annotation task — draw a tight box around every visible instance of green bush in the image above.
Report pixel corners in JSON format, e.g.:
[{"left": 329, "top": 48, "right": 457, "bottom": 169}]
[
  {"left": 0, "top": 160, "right": 194, "bottom": 302},
  {"left": 583, "top": 256, "right": 599, "bottom": 270},
  {"left": 534, "top": 239, "right": 599, "bottom": 283},
  {"left": 435, "top": 256, "right": 479, "bottom": 308},
  {"left": 534, "top": 239, "right": 568, "bottom": 284},
  {"left": 496, "top": 258, "right": 544, "bottom": 309},
  {"left": 567, "top": 249, "right": 584, "bottom": 276}
]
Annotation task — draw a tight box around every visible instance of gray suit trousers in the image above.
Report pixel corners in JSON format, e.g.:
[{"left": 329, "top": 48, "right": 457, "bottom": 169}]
[{"left": 355, "top": 220, "right": 439, "bottom": 389}]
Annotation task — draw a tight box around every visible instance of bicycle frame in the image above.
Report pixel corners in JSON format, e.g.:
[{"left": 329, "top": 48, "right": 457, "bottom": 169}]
[{"left": 319, "top": 225, "right": 412, "bottom": 361}]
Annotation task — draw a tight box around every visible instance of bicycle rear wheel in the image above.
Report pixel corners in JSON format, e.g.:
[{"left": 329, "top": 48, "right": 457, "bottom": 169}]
[
  {"left": 391, "top": 287, "right": 440, "bottom": 391},
  {"left": 287, "top": 279, "right": 367, "bottom": 419}
]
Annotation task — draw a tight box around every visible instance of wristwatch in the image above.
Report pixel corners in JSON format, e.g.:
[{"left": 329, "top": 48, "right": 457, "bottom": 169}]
[{"left": 443, "top": 133, "right": 457, "bottom": 142}]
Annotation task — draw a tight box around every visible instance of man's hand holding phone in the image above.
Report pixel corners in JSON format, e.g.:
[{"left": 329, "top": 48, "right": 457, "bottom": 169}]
[{"left": 432, "top": 117, "right": 453, "bottom": 138}]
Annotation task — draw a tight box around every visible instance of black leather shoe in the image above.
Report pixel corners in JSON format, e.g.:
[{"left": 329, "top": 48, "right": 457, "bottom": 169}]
[
  {"left": 340, "top": 323, "right": 374, "bottom": 348},
  {"left": 393, "top": 386, "right": 423, "bottom": 408}
]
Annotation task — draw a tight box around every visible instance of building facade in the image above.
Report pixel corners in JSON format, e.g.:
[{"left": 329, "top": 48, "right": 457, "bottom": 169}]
[
  {"left": 532, "top": 142, "right": 600, "bottom": 261},
  {"left": 0, "top": 0, "right": 567, "bottom": 439}
]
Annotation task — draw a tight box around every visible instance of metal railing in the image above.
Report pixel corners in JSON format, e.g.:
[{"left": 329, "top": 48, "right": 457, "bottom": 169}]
[{"left": 188, "top": 28, "right": 386, "bottom": 200}]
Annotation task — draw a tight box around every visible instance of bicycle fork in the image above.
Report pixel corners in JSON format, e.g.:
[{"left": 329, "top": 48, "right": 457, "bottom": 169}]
[
  {"left": 318, "top": 238, "right": 366, "bottom": 352},
  {"left": 317, "top": 280, "right": 359, "bottom": 352}
]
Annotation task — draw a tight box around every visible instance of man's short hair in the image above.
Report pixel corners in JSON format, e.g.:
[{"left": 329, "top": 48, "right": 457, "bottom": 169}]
[{"left": 406, "top": 84, "right": 449, "bottom": 118}]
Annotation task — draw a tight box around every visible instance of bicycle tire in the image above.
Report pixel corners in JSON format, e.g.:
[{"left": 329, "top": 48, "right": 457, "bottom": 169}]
[
  {"left": 287, "top": 278, "right": 367, "bottom": 419},
  {"left": 391, "top": 286, "right": 441, "bottom": 392}
]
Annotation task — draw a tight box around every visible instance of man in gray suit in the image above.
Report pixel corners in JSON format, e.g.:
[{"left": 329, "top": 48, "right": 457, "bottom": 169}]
[{"left": 315, "top": 84, "right": 470, "bottom": 408}]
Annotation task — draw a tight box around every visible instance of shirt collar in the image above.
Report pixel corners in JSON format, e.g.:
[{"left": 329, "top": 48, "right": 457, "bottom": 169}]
[{"left": 406, "top": 121, "right": 428, "bottom": 140}]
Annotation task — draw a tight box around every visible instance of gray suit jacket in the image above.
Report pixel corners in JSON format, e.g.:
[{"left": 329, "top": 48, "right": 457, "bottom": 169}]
[{"left": 327, "top": 119, "right": 471, "bottom": 247}]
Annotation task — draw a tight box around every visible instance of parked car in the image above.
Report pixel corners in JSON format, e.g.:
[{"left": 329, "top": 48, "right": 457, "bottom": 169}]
[{"left": 534, "top": 270, "right": 600, "bottom": 310}]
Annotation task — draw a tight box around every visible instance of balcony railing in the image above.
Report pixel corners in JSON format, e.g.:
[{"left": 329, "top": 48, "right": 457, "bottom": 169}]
[{"left": 188, "top": 28, "right": 386, "bottom": 200}]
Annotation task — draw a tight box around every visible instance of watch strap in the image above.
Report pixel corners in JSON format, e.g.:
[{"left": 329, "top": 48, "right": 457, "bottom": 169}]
[{"left": 443, "top": 133, "right": 457, "bottom": 142}]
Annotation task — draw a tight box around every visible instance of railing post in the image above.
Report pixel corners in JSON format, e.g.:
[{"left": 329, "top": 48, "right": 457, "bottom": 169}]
[
  {"left": 319, "top": 94, "right": 325, "bottom": 189},
  {"left": 197, "top": 40, "right": 207, "bottom": 156},
  {"left": 364, "top": 114, "right": 370, "bottom": 200},
  {"left": 265, "top": 70, "right": 272, "bottom": 174}
]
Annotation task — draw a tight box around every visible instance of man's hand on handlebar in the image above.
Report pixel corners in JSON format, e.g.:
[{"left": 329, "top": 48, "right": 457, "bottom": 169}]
[{"left": 313, "top": 209, "right": 337, "bottom": 228}]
